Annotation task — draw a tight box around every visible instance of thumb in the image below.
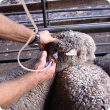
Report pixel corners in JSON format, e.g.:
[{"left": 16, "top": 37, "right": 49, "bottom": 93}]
[
  {"left": 40, "top": 51, "right": 47, "bottom": 62},
  {"left": 33, "top": 51, "right": 47, "bottom": 70},
  {"left": 38, "top": 51, "right": 47, "bottom": 68}
]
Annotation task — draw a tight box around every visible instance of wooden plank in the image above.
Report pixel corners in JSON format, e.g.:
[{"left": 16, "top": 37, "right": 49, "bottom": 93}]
[
  {"left": 47, "top": 0, "right": 110, "bottom": 10},
  {"left": 0, "top": 2, "right": 42, "bottom": 13},
  {"left": 0, "top": 0, "right": 110, "bottom": 13}
]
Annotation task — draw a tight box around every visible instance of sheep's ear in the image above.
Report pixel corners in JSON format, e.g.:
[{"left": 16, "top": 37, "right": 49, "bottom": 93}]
[
  {"left": 107, "top": 0, "right": 110, "bottom": 3},
  {"left": 66, "top": 49, "right": 77, "bottom": 56}
]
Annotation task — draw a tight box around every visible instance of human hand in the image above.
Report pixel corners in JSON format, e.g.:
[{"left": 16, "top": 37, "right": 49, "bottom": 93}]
[
  {"left": 39, "top": 30, "right": 56, "bottom": 50},
  {"left": 33, "top": 51, "right": 56, "bottom": 84}
]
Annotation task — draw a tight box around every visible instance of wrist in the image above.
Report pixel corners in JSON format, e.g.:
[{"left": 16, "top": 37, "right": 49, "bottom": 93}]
[
  {"left": 29, "top": 31, "right": 36, "bottom": 44},
  {"left": 38, "top": 31, "right": 42, "bottom": 43},
  {"left": 29, "top": 32, "right": 40, "bottom": 48}
]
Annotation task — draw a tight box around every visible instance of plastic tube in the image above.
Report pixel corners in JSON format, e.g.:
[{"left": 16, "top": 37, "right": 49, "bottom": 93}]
[{"left": 17, "top": 0, "right": 50, "bottom": 72}]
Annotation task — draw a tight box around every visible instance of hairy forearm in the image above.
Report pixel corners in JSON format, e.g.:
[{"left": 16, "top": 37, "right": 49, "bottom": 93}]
[
  {"left": 0, "top": 14, "right": 35, "bottom": 43},
  {"left": 0, "top": 72, "right": 38, "bottom": 108}
]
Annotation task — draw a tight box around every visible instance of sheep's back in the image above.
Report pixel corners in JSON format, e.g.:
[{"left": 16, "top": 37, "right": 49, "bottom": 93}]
[{"left": 50, "top": 63, "right": 110, "bottom": 110}]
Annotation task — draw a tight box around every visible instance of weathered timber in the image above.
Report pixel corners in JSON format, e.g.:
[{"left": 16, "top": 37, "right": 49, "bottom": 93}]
[
  {"left": 0, "top": 2, "right": 42, "bottom": 13},
  {"left": 0, "top": 0, "right": 110, "bottom": 13},
  {"left": 47, "top": 0, "right": 109, "bottom": 10}
]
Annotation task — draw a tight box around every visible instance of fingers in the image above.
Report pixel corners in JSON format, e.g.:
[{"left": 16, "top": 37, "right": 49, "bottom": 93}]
[
  {"left": 39, "top": 30, "right": 58, "bottom": 51},
  {"left": 37, "top": 62, "right": 56, "bottom": 84},
  {"left": 39, "top": 43, "right": 44, "bottom": 50},
  {"left": 51, "top": 37, "right": 57, "bottom": 42},
  {"left": 43, "top": 62, "right": 56, "bottom": 79},
  {"left": 43, "top": 30, "right": 57, "bottom": 42},
  {"left": 49, "top": 62, "right": 56, "bottom": 73},
  {"left": 39, "top": 30, "right": 57, "bottom": 44},
  {"left": 39, "top": 43, "right": 46, "bottom": 51},
  {"left": 32, "top": 50, "right": 56, "bottom": 84}
]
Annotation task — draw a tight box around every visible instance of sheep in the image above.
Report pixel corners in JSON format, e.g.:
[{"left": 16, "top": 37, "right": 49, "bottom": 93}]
[
  {"left": 48, "top": 30, "right": 96, "bottom": 72},
  {"left": 0, "top": 30, "right": 97, "bottom": 110},
  {"left": 50, "top": 62, "right": 110, "bottom": 110},
  {"left": 95, "top": 53, "right": 110, "bottom": 76}
]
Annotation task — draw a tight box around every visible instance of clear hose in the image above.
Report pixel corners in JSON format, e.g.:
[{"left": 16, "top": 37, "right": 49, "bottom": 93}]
[{"left": 17, "top": 0, "right": 50, "bottom": 72}]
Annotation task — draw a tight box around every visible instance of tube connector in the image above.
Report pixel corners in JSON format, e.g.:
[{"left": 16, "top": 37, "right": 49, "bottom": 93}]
[{"left": 46, "top": 53, "right": 58, "bottom": 68}]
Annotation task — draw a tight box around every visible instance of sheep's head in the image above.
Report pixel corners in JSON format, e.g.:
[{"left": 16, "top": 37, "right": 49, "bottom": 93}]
[{"left": 48, "top": 30, "right": 96, "bottom": 72}]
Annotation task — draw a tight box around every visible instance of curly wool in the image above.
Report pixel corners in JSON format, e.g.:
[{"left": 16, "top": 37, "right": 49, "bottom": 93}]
[
  {"left": 95, "top": 53, "right": 110, "bottom": 76},
  {"left": 0, "top": 31, "right": 97, "bottom": 110},
  {"left": 50, "top": 63, "right": 110, "bottom": 110},
  {"left": 48, "top": 30, "right": 96, "bottom": 72}
]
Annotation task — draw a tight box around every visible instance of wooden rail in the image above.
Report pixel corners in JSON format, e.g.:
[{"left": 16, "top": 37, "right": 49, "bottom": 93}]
[
  {"left": 0, "top": 2, "right": 42, "bottom": 13},
  {"left": 0, "top": 0, "right": 110, "bottom": 13},
  {"left": 47, "top": 0, "right": 110, "bottom": 10}
]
